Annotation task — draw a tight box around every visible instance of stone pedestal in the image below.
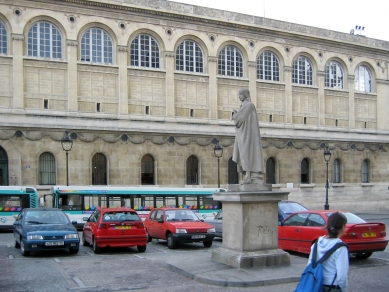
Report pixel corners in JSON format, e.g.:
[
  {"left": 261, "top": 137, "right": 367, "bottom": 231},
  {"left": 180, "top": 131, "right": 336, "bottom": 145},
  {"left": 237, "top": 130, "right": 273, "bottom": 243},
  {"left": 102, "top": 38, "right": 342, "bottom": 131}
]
[{"left": 212, "top": 187, "right": 290, "bottom": 268}]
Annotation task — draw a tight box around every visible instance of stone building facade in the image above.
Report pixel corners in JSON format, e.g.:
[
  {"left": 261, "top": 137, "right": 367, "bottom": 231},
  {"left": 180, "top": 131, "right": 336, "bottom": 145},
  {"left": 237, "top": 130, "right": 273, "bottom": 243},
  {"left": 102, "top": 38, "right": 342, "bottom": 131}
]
[{"left": 0, "top": 0, "right": 388, "bottom": 211}]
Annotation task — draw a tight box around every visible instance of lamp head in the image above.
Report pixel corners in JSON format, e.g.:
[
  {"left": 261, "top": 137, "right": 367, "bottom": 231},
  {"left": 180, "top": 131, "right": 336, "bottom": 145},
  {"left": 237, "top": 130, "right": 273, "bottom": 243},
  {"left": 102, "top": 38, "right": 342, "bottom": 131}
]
[
  {"left": 213, "top": 141, "right": 223, "bottom": 158},
  {"left": 61, "top": 131, "right": 73, "bottom": 152},
  {"left": 323, "top": 146, "right": 331, "bottom": 162}
]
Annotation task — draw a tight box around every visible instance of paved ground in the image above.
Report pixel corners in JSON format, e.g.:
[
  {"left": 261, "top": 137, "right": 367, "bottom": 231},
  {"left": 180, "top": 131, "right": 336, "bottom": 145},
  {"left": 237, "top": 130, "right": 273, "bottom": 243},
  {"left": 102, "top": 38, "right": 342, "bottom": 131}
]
[{"left": 0, "top": 212, "right": 388, "bottom": 292}]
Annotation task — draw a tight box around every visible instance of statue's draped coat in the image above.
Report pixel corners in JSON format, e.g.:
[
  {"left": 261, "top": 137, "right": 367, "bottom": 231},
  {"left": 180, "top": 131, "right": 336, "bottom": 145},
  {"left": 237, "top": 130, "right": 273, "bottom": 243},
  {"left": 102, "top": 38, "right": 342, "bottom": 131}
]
[{"left": 232, "top": 99, "right": 263, "bottom": 173}]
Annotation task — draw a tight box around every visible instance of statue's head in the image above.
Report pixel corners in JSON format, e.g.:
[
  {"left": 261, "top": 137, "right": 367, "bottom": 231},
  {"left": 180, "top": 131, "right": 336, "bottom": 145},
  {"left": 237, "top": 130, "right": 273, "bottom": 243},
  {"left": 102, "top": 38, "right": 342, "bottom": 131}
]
[{"left": 238, "top": 88, "right": 251, "bottom": 101}]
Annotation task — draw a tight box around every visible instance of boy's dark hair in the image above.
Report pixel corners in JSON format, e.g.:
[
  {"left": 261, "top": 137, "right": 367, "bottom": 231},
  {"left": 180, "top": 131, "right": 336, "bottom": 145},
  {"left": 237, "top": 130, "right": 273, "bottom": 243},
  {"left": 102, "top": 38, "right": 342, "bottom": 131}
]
[{"left": 327, "top": 212, "right": 347, "bottom": 238}]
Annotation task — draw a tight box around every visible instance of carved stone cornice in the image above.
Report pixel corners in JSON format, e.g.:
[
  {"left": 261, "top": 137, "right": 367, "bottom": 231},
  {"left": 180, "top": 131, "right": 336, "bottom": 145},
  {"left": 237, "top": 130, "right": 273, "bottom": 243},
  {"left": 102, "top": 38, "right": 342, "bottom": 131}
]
[
  {"left": 164, "top": 51, "right": 175, "bottom": 58},
  {"left": 317, "top": 70, "right": 325, "bottom": 77},
  {"left": 208, "top": 56, "right": 218, "bottom": 63},
  {"left": 117, "top": 45, "right": 128, "bottom": 52},
  {"left": 66, "top": 39, "right": 78, "bottom": 46},
  {"left": 12, "top": 34, "right": 24, "bottom": 42},
  {"left": 284, "top": 66, "right": 293, "bottom": 72},
  {"left": 247, "top": 61, "right": 257, "bottom": 68}
]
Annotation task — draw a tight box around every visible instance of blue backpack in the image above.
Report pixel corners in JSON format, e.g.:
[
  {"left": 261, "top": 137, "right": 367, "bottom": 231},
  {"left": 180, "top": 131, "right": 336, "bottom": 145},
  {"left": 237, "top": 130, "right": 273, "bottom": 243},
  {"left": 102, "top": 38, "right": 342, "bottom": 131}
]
[{"left": 294, "top": 242, "right": 347, "bottom": 292}]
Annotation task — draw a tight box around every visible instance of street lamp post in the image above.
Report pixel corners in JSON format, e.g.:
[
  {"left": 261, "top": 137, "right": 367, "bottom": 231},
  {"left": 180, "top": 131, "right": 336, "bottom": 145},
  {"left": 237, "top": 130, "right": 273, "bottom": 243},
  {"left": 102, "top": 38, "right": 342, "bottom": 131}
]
[
  {"left": 213, "top": 141, "right": 223, "bottom": 188},
  {"left": 61, "top": 131, "right": 73, "bottom": 186},
  {"left": 323, "top": 146, "right": 332, "bottom": 210}
]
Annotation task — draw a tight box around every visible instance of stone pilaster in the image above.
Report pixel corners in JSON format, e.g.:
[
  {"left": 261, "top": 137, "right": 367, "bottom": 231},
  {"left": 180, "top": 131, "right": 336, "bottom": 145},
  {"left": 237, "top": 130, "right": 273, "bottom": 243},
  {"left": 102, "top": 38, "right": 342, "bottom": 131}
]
[
  {"left": 348, "top": 75, "right": 355, "bottom": 128},
  {"left": 248, "top": 61, "right": 257, "bottom": 108},
  {"left": 284, "top": 66, "right": 293, "bottom": 124},
  {"left": 117, "top": 45, "right": 129, "bottom": 116},
  {"left": 165, "top": 51, "right": 175, "bottom": 117},
  {"left": 66, "top": 40, "right": 78, "bottom": 114},
  {"left": 12, "top": 34, "right": 24, "bottom": 112},
  {"left": 317, "top": 70, "right": 325, "bottom": 126},
  {"left": 208, "top": 56, "right": 218, "bottom": 119}
]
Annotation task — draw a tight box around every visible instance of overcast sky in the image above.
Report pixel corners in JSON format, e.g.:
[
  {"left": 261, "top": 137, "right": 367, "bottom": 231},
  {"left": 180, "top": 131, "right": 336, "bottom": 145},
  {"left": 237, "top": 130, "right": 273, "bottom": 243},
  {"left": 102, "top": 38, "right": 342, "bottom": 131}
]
[{"left": 170, "top": 0, "right": 389, "bottom": 42}]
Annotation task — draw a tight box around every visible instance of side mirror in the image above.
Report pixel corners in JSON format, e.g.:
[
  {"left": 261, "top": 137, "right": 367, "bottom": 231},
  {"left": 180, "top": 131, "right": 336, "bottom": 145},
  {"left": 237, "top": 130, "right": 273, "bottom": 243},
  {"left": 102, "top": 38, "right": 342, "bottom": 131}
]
[
  {"left": 82, "top": 217, "right": 89, "bottom": 222},
  {"left": 13, "top": 221, "right": 20, "bottom": 226}
]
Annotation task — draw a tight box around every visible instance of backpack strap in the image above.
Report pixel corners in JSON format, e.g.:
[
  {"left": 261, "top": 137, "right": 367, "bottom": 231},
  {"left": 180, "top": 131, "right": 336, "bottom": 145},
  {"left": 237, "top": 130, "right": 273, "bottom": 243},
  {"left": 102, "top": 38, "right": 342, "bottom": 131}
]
[{"left": 319, "top": 242, "right": 348, "bottom": 264}]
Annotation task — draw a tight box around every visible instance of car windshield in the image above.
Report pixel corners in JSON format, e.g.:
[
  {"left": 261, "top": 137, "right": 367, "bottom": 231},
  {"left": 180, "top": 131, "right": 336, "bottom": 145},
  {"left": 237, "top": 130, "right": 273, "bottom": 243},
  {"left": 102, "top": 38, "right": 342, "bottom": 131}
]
[
  {"left": 279, "top": 202, "right": 307, "bottom": 216},
  {"left": 25, "top": 210, "right": 70, "bottom": 224},
  {"left": 165, "top": 210, "right": 200, "bottom": 221},
  {"left": 326, "top": 212, "right": 366, "bottom": 224},
  {"left": 102, "top": 211, "right": 140, "bottom": 222}
]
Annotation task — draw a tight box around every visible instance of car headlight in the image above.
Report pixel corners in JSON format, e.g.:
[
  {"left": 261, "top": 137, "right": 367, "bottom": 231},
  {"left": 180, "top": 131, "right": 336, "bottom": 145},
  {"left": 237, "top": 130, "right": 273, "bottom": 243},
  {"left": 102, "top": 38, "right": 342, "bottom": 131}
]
[
  {"left": 27, "top": 235, "right": 43, "bottom": 240},
  {"left": 176, "top": 228, "right": 187, "bottom": 234},
  {"left": 65, "top": 234, "right": 79, "bottom": 239},
  {"left": 207, "top": 228, "right": 216, "bottom": 233}
]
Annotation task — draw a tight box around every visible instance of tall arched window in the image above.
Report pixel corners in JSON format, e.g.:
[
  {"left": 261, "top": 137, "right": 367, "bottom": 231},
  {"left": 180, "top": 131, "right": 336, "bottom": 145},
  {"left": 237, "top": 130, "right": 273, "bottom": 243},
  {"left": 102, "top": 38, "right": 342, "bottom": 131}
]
[
  {"left": 176, "top": 40, "right": 203, "bottom": 73},
  {"left": 292, "top": 56, "right": 313, "bottom": 85},
  {"left": 218, "top": 46, "right": 243, "bottom": 77},
  {"left": 266, "top": 157, "right": 276, "bottom": 184},
  {"left": 130, "top": 34, "right": 160, "bottom": 68},
  {"left": 301, "top": 158, "right": 310, "bottom": 183},
  {"left": 141, "top": 154, "right": 155, "bottom": 185},
  {"left": 325, "top": 61, "right": 343, "bottom": 89},
  {"left": 332, "top": 158, "right": 341, "bottom": 183},
  {"left": 355, "top": 65, "right": 371, "bottom": 93},
  {"left": 0, "top": 21, "right": 8, "bottom": 54},
  {"left": 257, "top": 51, "right": 279, "bottom": 81},
  {"left": 228, "top": 157, "right": 239, "bottom": 184},
  {"left": 0, "top": 146, "right": 8, "bottom": 186},
  {"left": 81, "top": 28, "right": 113, "bottom": 64},
  {"left": 28, "top": 21, "right": 62, "bottom": 59},
  {"left": 39, "top": 152, "right": 56, "bottom": 185},
  {"left": 92, "top": 153, "right": 107, "bottom": 185},
  {"left": 186, "top": 155, "right": 199, "bottom": 185},
  {"left": 362, "top": 159, "right": 369, "bottom": 183}
]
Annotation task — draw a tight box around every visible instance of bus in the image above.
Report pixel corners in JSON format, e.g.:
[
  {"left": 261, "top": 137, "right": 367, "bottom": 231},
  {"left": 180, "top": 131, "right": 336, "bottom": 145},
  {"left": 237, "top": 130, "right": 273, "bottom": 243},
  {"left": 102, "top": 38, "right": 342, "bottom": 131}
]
[
  {"left": 0, "top": 186, "right": 39, "bottom": 229},
  {"left": 50, "top": 186, "right": 225, "bottom": 228}
]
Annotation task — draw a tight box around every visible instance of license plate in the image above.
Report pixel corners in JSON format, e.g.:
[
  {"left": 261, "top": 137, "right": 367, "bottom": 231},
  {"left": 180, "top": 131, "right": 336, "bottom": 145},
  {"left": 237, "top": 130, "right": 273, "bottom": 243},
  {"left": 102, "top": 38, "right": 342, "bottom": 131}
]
[
  {"left": 115, "top": 226, "right": 131, "bottom": 229},
  {"left": 191, "top": 235, "right": 206, "bottom": 239},
  {"left": 45, "top": 241, "right": 64, "bottom": 246},
  {"left": 362, "top": 232, "right": 376, "bottom": 238}
]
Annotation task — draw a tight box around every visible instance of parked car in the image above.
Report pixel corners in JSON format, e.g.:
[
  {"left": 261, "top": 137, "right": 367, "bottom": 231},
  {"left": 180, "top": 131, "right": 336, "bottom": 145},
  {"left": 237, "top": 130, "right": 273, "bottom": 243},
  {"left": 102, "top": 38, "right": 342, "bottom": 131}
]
[
  {"left": 144, "top": 208, "right": 216, "bottom": 249},
  {"left": 278, "top": 210, "right": 388, "bottom": 258},
  {"left": 207, "top": 200, "right": 308, "bottom": 238},
  {"left": 82, "top": 208, "right": 147, "bottom": 253},
  {"left": 13, "top": 208, "right": 80, "bottom": 256}
]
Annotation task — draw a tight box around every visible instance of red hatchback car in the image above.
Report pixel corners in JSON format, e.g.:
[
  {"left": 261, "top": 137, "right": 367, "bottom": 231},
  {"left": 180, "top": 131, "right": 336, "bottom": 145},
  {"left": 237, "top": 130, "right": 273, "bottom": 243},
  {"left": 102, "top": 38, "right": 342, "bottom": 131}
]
[
  {"left": 144, "top": 208, "right": 216, "bottom": 249},
  {"left": 82, "top": 208, "right": 148, "bottom": 253},
  {"left": 278, "top": 210, "right": 388, "bottom": 258}
]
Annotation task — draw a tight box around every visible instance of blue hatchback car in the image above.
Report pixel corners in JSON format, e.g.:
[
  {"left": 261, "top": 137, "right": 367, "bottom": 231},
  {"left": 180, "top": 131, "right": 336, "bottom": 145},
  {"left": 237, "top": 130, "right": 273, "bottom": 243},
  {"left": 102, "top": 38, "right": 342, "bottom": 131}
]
[{"left": 13, "top": 208, "right": 80, "bottom": 256}]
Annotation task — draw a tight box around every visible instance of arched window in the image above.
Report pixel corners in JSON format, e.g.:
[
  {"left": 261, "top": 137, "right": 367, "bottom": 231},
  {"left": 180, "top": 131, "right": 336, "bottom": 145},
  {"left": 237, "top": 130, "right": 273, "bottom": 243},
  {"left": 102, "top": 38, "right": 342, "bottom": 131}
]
[
  {"left": 228, "top": 157, "right": 239, "bottom": 184},
  {"left": 130, "top": 34, "right": 160, "bottom": 68},
  {"left": 332, "top": 158, "right": 341, "bottom": 183},
  {"left": 325, "top": 61, "right": 343, "bottom": 89},
  {"left": 27, "top": 21, "right": 62, "bottom": 59},
  {"left": 186, "top": 155, "right": 199, "bottom": 185},
  {"left": 92, "top": 153, "right": 107, "bottom": 185},
  {"left": 218, "top": 46, "right": 243, "bottom": 77},
  {"left": 355, "top": 65, "right": 371, "bottom": 93},
  {"left": 176, "top": 40, "right": 203, "bottom": 73},
  {"left": 362, "top": 159, "right": 369, "bottom": 183},
  {"left": 39, "top": 152, "right": 56, "bottom": 185},
  {"left": 301, "top": 158, "right": 310, "bottom": 183},
  {"left": 141, "top": 154, "right": 155, "bottom": 185},
  {"left": 266, "top": 157, "right": 276, "bottom": 184},
  {"left": 257, "top": 51, "right": 279, "bottom": 81},
  {"left": 0, "top": 21, "right": 8, "bottom": 54},
  {"left": 81, "top": 28, "right": 113, "bottom": 64},
  {"left": 0, "top": 146, "right": 8, "bottom": 186},
  {"left": 292, "top": 56, "right": 313, "bottom": 85}
]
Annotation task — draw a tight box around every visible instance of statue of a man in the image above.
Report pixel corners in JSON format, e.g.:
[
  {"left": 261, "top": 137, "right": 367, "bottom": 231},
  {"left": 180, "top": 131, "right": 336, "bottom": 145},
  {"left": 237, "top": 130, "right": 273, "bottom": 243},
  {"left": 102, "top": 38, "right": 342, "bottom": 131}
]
[{"left": 232, "top": 88, "right": 264, "bottom": 184}]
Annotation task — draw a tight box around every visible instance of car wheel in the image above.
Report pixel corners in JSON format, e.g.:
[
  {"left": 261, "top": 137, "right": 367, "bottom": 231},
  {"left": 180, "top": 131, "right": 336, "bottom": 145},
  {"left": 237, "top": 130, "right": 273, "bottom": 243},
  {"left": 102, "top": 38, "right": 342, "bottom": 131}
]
[
  {"left": 137, "top": 245, "right": 147, "bottom": 252},
  {"left": 355, "top": 252, "right": 373, "bottom": 259},
  {"left": 92, "top": 237, "right": 102, "bottom": 254},
  {"left": 146, "top": 230, "right": 152, "bottom": 243},
  {"left": 203, "top": 240, "right": 213, "bottom": 248},
  {"left": 166, "top": 233, "right": 177, "bottom": 249},
  {"left": 14, "top": 240, "right": 20, "bottom": 248},
  {"left": 69, "top": 247, "right": 79, "bottom": 254},
  {"left": 20, "top": 240, "right": 30, "bottom": 256},
  {"left": 82, "top": 233, "right": 89, "bottom": 246}
]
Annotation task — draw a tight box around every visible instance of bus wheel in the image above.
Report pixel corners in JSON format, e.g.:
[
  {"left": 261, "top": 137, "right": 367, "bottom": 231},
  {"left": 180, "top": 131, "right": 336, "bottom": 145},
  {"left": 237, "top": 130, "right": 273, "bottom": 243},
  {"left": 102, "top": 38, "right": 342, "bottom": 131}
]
[
  {"left": 92, "top": 238, "right": 102, "bottom": 254},
  {"left": 82, "top": 233, "right": 89, "bottom": 246},
  {"left": 167, "top": 233, "right": 177, "bottom": 249},
  {"left": 203, "top": 240, "right": 213, "bottom": 248},
  {"left": 14, "top": 240, "right": 20, "bottom": 248},
  {"left": 20, "top": 240, "right": 30, "bottom": 256},
  {"left": 137, "top": 245, "right": 146, "bottom": 252}
]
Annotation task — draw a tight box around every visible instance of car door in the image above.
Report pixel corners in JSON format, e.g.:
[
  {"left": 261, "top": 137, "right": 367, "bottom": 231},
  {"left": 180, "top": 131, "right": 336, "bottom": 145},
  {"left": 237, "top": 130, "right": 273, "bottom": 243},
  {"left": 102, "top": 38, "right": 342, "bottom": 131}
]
[
  {"left": 145, "top": 210, "right": 159, "bottom": 238},
  {"left": 298, "top": 213, "right": 327, "bottom": 254},
  {"left": 278, "top": 213, "right": 308, "bottom": 252},
  {"left": 13, "top": 211, "right": 24, "bottom": 243},
  {"left": 83, "top": 211, "right": 98, "bottom": 243}
]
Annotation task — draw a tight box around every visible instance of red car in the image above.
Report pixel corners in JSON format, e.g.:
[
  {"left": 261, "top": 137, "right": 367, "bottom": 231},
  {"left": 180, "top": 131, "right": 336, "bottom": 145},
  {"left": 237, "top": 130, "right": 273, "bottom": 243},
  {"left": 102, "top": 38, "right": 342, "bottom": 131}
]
[
  {"left": 144, "top": 208, "right": 216, "bottom": 249},
  {"left": 82, "top": 208, "right": 147, "bottom": 253},
  {"left": 278, "top": 210, "right": 388, "bottom": 258}
]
